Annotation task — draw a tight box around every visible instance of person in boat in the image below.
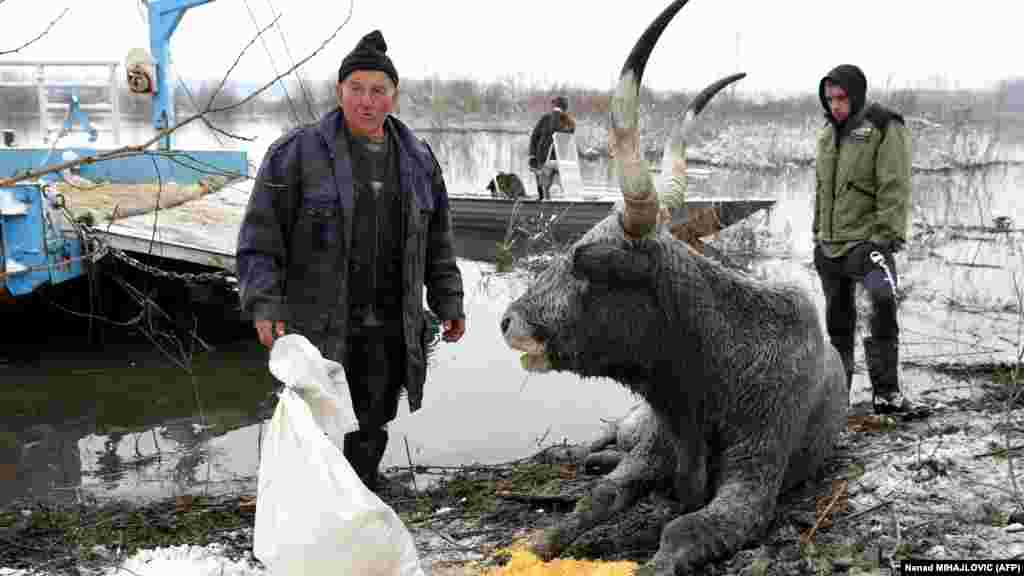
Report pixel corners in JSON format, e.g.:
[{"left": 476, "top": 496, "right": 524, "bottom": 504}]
[
  {"left": 812, "top": 63, "right": 928, "bottom": 418},
  {"left": 528, "top": 95, "right": 576, "bottom": 200},
  {"left": 236, "top": 30, "right": 466, "bottom": 492}
]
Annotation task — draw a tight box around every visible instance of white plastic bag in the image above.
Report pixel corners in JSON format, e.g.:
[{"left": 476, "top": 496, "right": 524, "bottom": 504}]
[
  {"left": 254, "top": 334, "right": 426, "bottom": 576},
  {"left": 265, "top": 333, "right": 359, "bottom": 447}
]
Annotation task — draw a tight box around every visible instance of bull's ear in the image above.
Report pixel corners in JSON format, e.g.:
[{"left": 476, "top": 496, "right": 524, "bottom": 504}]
[{"left": 572, "top": 242, "right": 658, "bottom": 288}]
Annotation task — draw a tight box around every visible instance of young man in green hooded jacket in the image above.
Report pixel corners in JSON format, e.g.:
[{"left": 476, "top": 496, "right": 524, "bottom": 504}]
[{"left": 813, "top": 63, "right": 928, "bottom": 417}]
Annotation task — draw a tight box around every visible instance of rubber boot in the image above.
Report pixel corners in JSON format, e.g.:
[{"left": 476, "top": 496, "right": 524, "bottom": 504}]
[
  {"left": 364, "top": 427, "right": 389, "bottom": 490},
  {"left": 863, "top": 337, "right": 929, "bottom": 417},
  {"left": 343, "top": 428, "right": 389, "bottom": 491},
  {"left": 864, "top": 337, "right": 899, "bottom": 401}
]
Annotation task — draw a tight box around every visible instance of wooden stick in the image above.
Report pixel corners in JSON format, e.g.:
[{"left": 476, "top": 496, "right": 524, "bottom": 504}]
[
  {"left": 800, "top": 479, "right": 848, "bottom": 544},
  {"left": 404, "top": 435, "right": 419, "bottom": 493},
  {"left": 494, "top": 490, "right": 578, "bottom": 507}
]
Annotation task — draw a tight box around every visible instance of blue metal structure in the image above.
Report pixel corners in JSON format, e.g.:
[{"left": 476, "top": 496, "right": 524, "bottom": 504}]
[
  {"left": 33, "top": 87, "right": 102, "bottom": 180},
  {"left": 60, "top": 87, "right": 99, "bottom": 144},
  {"left": 0, "top": 0, "right": 249, "bottom": 301},
  {"left": 0, "top": 148, "right": 247, "bottom": 185},
  {"left": 147, "top": 0, "right": 216, "bottom": 150},
  {"left": 0, "top": 185, "right": 83, "bottom": 296}
]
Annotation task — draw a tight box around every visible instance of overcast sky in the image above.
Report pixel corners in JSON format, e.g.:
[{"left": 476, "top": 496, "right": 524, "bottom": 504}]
[{"left": 1, "top": 0, "right": 1020, "bottom": 97}]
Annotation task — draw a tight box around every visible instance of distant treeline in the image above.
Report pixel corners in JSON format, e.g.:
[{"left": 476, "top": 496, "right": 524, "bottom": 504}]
[{"left": 2, "top": 69, "right": 1021, "bottom": 132}]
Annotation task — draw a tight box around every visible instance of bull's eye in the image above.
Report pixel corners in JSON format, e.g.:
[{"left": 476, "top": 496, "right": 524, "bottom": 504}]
[{"left": 572, "top": 242, "right": 657, "bottom": 289}]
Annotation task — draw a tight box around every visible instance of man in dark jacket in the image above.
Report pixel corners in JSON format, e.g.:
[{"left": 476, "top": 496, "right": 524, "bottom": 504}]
[
  {"left": 236, "top": 30, "right": 466, "bottom": 491},
  {"left": 813, "top": 64, "right": 927, "bottom": 417},
  {"left": 528, "top": 95, "right": 576, "bottom": 200}
]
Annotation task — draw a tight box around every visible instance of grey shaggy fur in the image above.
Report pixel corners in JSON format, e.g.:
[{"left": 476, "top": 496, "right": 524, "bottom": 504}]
[{"left": 501, "top": 211, "right": 848, "bottom": 574}]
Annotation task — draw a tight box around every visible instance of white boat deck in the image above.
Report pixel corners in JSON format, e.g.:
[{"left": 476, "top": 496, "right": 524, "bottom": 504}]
[{"left": 95, "top": 180, "right": 253, "bottom": 272}]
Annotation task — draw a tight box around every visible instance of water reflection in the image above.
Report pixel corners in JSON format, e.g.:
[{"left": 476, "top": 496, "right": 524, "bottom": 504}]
[
  {"left": 0, "top": 422, "right": 84, "bottom": 507},
  {"left": 380, "top": 259, "right": 635, "bottom": 474},
  {"left": 0, "top": 255, "right": 635, "bottom": 506},
  {"left": 0, "top": 323, "right": 276, "bottom": 506}
]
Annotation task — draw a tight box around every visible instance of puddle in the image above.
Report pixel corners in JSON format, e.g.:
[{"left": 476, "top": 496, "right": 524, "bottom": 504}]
[{"left": 0, "top": 256, "right": 636, "bottom": 507}]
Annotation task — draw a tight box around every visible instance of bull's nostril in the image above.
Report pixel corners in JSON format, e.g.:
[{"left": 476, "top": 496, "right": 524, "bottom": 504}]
[{"left": 500, "top": 315, "right": 511, "bottom": 335}]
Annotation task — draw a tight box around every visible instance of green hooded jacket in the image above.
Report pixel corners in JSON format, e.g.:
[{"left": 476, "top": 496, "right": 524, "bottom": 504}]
[{"left": 814, "top": 64, "right": 912, "bottom": 258}]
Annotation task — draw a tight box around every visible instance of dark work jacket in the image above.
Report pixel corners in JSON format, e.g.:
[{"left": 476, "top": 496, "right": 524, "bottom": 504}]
[
  {"left": 528, "top": 109, "right": 576, "bottom": 168},
  {"left": 236, "top": 108, "right": 465, "bottom": 413}
]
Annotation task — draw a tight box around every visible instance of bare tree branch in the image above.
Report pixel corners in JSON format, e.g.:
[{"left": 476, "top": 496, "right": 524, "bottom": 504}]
[
  {"left": 0, "top": 7, "right": 70, "bottom": 56},
  {"left": 0, "top": 1, "right": 354, "bottom": 188},
  {"left": 206, "top": 3, "right": 352, "bottom": 115},
  {"left": 205, "top": 12, "right": 283, "bottom": 111},
  {"left": 196, "top": 114, "right": 257, "bottom": 142}
]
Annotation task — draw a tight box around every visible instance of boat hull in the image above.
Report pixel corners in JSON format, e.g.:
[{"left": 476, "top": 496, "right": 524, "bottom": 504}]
[{"left": 449, "top": 195, "right": 775, "bottom": 243}]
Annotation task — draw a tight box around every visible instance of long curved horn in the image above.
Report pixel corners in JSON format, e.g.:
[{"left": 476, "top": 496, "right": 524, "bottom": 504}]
[
  {"left": 659, "top": 72, "right": 746, "bottom": 210},
  {"left": 611, "top": 0, "right": 691, "bottom": 239}
]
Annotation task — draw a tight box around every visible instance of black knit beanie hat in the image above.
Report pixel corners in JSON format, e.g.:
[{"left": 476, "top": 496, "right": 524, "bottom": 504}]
[{"left": 338, "top": 30, "right": 399, "bottom": 86}]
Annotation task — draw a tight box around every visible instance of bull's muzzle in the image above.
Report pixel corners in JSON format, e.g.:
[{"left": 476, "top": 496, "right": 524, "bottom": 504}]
[
  {"left": 500, "top": 309, "right": 542, "bottom": 353},
  {"left": 500, "top": 309, "right": 551, "bottom": 372}
]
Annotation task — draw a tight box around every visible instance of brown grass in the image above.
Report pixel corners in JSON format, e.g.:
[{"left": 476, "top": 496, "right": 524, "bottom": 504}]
[{"left": 55, "top": 181, "right": 212, "bottom": 220}]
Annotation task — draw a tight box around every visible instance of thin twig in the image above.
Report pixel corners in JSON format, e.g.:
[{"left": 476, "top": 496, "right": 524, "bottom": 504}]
[
  {"left": 428, "top": 526, "right": 486, "bottom": 554},
  {"left": 404, "top": 435, "right": 419, "bottom": 493},
  {"left": 974, "top": 444, "right": 1024, "bottom": 459},
  {"left": 495, "top": 491, "right": 578, "bottom": 507},
  {"left": 263, "top": 0, "right": 318, "bottom": 121},
  {"left": 0, "top": 7, "right": 70, "bottom": 56},
  {"left": 840, "top": 500, "right": 892, "bottom": 524},
  {"left": 206, "top": 13, "right": 283, "bottom": 111},
  {"left": 205, "top": 2, "right": 353, "bottom": 115}
]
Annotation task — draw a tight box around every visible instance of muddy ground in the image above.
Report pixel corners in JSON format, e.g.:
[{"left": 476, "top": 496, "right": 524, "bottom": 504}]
[
  {"left": 1, "top": 370, "right": 1020, "bottom": 575},
  {"left": 393, "top": 375, "right": 1024, "bottom": 576}
]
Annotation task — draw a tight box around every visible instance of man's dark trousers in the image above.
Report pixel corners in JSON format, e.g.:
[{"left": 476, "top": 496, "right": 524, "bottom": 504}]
[
  {"left": 342, "top": 318, "right": 405, "bottom": 491},
  {"left": 814, "top": 242, "right": 901, "bottom": 401}
]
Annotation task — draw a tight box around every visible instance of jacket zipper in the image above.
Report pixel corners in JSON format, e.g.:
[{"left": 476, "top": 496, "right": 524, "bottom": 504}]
[{"left": 829, "top": 130, "right": 840, "bottom": 240}]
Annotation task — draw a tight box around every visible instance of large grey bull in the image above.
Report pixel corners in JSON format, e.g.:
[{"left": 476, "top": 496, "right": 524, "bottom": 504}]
[{"left": 498, "top": 1, "right": 849, "bottom": 573}]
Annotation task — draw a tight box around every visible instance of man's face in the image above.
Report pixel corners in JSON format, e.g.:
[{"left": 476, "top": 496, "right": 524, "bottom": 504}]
[
  {"left": 824, "top": 82, "right": 850, "bottom": 123},
  {"left": 337, "top": 70, "right": 396, "bottom": 140}
]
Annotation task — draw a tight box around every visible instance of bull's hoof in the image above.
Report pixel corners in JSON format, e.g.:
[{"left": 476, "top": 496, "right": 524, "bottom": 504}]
[
  {"left": 647, "top": 546, "right": 706, "bottom": 576},
  {"left": 646, "top": 552, "right": 682, "bottom": 576}
]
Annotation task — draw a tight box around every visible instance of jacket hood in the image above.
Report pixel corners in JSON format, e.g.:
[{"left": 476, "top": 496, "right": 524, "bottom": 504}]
[{"left": 819, "top": 64, "right": 867, "bottom": 125}]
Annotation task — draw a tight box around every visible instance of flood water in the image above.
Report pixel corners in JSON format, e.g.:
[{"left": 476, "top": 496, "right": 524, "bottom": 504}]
[{"left": 1, "top": 117, "right": 1023, "bottom": 507}]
